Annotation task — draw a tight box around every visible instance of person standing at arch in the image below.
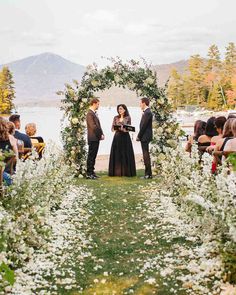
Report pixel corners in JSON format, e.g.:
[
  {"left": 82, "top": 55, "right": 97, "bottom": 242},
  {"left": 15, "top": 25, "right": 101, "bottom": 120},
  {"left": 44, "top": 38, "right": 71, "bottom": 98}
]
[
  {"left": 108, "top": 104, "right": 136, "bottom": 177},
  {"left": 86, "top": 98, "right": 104, "bottom": 179},
  {"left": 137, "top": 97, "right": 153, "bottom": 179}
]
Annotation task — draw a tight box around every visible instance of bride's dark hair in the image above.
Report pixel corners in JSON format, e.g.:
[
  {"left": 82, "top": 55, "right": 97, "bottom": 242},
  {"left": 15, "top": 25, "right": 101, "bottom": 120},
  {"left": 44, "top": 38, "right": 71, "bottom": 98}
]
[{"left": 117, "top": 104, "right": 130, "bottom": 117}]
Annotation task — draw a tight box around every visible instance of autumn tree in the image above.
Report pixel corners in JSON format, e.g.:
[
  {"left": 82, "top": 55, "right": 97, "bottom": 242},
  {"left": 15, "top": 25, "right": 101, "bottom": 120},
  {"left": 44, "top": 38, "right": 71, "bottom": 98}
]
[
  {"left": 206, "top": 44, "right": 221, "bottom": 72},
  {"left": 167, "top": 68, "right": 185, "bottom": 107},
  {"left": 0, "top": 67, "right": 15, "bottom": 114},
  {"left": 186, "top": 54, "right": 205, "bottom": 105},
  {"left": 224, "top": 42, "right": 236, "bottom": 78}
]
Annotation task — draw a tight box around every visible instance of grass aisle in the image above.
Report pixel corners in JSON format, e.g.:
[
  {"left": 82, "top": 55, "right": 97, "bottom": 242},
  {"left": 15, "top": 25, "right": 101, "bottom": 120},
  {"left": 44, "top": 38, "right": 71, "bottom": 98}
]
[{"left": 73, "top": 171, "right": 194, "bottom": 295}]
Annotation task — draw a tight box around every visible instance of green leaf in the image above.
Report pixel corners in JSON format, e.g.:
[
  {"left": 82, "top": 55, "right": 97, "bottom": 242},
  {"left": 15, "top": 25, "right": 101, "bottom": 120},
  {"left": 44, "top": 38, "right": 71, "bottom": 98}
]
[{"left": 0, "top": 262, "right": 15, "bottom": 285}]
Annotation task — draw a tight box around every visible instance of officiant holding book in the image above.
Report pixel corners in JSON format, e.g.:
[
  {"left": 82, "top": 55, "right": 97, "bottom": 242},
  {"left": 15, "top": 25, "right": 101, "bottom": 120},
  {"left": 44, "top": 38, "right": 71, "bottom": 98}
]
[{"left": 108, "top": 104, "right": 136, "bottom": 177}]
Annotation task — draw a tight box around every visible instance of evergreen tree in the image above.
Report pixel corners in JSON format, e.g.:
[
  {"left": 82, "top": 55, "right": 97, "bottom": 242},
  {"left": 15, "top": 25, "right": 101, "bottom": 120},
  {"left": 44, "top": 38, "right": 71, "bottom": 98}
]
[
  {"left": 167, "top": 68, "right": 185, "bottom": 108},
  {"left": 207, "top": 83, "right": 224, "bottom": 110},
  {"left": 206, "top": 44, "right": 221, "bottom": 72},
  {"left": 163, "top": 43, "right": 236, "bottom": 110},
  {"left": 187, "top": 54, "right": 205, "bottom": 105},
  {"left": 0, "top": 67, "right": 15, "bottom": 114},
  {"left": 223, "top": 42, "right": 236, "bottom": 82},
  {"left": 204, "top": 44, "right": 224, "bottom": 108}
]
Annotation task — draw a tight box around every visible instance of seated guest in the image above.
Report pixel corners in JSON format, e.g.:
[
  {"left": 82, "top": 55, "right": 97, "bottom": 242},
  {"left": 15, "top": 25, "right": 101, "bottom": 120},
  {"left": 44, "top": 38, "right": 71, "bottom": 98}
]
[
  {"left": 7, "top": 121, "right": 18, "bottom": 158},
  {"left": 224, "top": 119, "right": 236, "bottom": 152},
  {"left": 211, "top": 116, "right": 226, "bottom": 144},
  {"left": 198, "top": 117, "right": 218, "bottom": 156},
  {"left": 206, "top": 116, "right": 227, "bottom": 153},
  {"left": 9, "top": 114, "right": 32, "bottom": 148},
  {"left": 25, "top": 123, "right": 44, "bottom": 143},
  {"left": 0, "top": 118, "right": 17, "bottom": 185},
  {"left": 25, "top": 123, "right": 45, "bottom": 159},
  {"left": 209, "top": 119, "right": 234, "bottom": 173},
  {"left": 228, "top": 113, "right": 236, "bottom": 119},
  {"left": 185, "top": 120, "right": 206, "bottom": 152},
  {"left": 198, "top": 117, "right": 218, "bottom": 147},
  {"left": 214, "top": 118, "right": 234, "bottom": 153}
]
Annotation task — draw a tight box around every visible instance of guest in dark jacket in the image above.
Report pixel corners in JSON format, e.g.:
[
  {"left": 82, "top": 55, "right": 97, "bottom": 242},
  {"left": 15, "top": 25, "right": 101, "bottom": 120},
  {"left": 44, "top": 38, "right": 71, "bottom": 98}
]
[
  {"left": 137, "top": 97, "right": 153, "bottom": 179},
  {"left": 9, "top": 114, "right": 32, "bottom": 148},
  {"left": 86, "top": 98, "right": 104, "bottom": 179}
]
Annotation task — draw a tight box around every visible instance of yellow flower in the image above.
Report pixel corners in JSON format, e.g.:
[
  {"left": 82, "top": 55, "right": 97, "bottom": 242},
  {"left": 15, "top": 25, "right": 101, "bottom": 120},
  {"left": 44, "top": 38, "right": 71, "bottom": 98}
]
[
  {"left": 91, "top": 80, "right": 100, "bottom": 87},
  {"left": 127, "top": 82, "right": 136, "bottom": 90},
  {"left": 114, "top": 75, "right": 121, "bottom": 83},
  {"left": 71, "top": 118, "right": 79, "bottom": 125},
  {"left": 144, "top": 77, "right": 155, "bottom": 85}
]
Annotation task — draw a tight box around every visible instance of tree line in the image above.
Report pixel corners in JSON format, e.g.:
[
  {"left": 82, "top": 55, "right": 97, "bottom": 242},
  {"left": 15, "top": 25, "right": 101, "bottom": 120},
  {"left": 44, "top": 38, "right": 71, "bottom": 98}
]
[
  {"left": 167, "top": 42, "right": 236, "bottom": 110},
  {"left": 0, "top": 66, "right": 15, "bottom": 114}
]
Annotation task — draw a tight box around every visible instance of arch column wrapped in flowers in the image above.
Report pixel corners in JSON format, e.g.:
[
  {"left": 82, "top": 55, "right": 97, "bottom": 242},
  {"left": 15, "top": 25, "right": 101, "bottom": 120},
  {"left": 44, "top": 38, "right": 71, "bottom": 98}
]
[{"left": 61, "top": 58, "right": 181, "bottom": 175}]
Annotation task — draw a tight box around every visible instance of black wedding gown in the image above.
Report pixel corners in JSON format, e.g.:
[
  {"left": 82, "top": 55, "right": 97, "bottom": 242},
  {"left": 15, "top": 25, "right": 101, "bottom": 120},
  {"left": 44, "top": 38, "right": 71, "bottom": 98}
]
[{"left": 108, "top": 116, "right": 136, "bottom": 177}]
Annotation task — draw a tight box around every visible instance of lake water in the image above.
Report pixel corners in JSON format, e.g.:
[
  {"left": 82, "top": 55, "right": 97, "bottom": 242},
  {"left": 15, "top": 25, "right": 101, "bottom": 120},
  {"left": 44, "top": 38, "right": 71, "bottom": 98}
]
[
  {"left": 16, "top": 107, "right": 144, "bottom": 155},
  {"left": 14, "top": 106, "right": 199, "bottom": 155}
]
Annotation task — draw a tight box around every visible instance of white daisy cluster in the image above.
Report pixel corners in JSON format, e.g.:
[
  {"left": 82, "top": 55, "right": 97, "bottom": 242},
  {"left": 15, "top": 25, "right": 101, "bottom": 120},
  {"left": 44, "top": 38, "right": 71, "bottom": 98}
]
[
  {"left": 142, "top": 144, "right": 236, "bottom": 294},
  {"left": 0, "top": 144, "right": 93, "bottom": 293}
]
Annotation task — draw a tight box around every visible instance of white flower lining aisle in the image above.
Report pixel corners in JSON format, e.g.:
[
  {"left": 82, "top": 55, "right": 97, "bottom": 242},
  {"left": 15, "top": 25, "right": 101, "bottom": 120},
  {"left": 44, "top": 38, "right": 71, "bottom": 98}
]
[
  {"left": 1, "top": 143, "right": 236, "bottom": 294},
  {"left": 140, "top": 144, "right": 236, "bottom": 294},
  {"left": 0, "top": 145, "right": 94, "bottom": 294},
  {"left": 10, "top": 186, "right": 93, "bottom": 294}
]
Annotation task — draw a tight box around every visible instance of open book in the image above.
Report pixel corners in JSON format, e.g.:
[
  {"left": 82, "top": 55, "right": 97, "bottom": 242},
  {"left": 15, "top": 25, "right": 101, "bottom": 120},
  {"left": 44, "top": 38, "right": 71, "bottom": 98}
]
[{"left": 113, "top": 125, "right": 135, "bottom": 132}]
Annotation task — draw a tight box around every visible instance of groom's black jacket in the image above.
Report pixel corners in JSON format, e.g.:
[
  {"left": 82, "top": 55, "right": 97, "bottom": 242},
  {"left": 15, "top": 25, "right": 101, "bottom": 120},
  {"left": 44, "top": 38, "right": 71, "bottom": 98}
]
[
  {"left": 86, "top": 109, "right": 103, "bottom": 142},
  {"left": 138, "top": 108, "right": 153, "bottom": 142}
]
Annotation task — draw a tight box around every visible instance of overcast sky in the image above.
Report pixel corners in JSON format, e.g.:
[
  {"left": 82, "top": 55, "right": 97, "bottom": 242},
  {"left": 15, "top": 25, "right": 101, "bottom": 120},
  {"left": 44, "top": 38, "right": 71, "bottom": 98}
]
[{"left": 0, "top": 0, "right": 235, "bottom": 66}]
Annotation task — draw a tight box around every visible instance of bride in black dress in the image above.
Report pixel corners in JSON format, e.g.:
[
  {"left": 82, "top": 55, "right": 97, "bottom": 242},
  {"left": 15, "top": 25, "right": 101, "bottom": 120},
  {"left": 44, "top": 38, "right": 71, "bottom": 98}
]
[{"left": 108, "top": 104, "right": 136, "bottom": 177}]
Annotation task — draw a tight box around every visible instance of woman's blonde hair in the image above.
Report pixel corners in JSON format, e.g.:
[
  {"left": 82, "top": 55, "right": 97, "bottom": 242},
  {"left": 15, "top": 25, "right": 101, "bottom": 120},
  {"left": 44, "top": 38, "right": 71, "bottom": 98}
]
[
  {"left": 25, "top": 123, "right": 36, "bottom": 136},
  {"left": 0, "top": 118, "right": 10, "bottom": 141},
  {"left": 230, "top": 119, "right": 236, "bottom": 137},
  {"left": 7, "top": 121, "right": 15, "bottom": 135}
]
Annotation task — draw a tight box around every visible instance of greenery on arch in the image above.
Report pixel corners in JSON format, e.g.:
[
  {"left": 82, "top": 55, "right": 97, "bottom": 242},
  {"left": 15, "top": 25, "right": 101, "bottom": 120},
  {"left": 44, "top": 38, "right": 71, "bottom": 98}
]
[{"left": 61, "top": 58, "right": 181, "bottom": 175}]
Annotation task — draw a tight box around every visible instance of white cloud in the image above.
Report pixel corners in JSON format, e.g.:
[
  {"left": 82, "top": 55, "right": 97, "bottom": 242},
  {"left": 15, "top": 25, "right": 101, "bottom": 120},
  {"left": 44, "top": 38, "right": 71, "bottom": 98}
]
[
  {"left": 125, "top": 23, "right": 149, "bottom": 35},
  {"left": 0, "top": 0, "right": 235, "bottom": 65}
]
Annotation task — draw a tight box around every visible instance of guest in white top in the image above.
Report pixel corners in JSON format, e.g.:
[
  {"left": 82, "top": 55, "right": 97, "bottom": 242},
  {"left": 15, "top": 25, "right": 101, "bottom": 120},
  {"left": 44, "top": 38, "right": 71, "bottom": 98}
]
[{"left": 224, "top": 119, "right": 236, "bottom": 152}]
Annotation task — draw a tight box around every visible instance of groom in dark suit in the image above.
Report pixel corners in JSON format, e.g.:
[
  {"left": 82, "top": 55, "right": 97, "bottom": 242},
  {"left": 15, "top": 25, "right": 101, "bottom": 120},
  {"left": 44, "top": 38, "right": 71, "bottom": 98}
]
[
  {"left": 86, "top": 98, "right": 104, "bottom": 179},
  {"left": 137, "top": 97, "right": 153, "bottom": 179}
]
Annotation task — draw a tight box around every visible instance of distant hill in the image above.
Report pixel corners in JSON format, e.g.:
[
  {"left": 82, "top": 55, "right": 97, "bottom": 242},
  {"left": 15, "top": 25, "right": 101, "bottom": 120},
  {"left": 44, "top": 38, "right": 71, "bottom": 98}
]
[
  {"left": 152, "top": 60, "right": 188, "bottom": 85},
  {"left": 0, "top": 53, "right": 188, "bottom": 107},
  {"left": 0, "top": 52, "right": 85, "bottom": 106}
]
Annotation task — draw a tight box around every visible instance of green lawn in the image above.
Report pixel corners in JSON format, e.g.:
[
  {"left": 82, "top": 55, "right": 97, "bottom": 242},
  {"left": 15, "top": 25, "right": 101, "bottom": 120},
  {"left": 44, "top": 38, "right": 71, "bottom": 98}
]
[{"left": 70, "top": 171, "right": 189, "bottom": 295}]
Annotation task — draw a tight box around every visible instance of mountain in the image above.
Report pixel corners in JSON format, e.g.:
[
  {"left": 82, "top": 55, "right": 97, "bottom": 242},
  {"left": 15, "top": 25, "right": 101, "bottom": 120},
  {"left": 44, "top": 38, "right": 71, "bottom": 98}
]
[
  {"left": 152, "top": 60, "right": 188, "bottom": 85},
  {"left": 0, "top": 53, "right": 188, "bottom": 107},
  {"left": 0, "top": 52, "right": 85, "bottom": 106}
]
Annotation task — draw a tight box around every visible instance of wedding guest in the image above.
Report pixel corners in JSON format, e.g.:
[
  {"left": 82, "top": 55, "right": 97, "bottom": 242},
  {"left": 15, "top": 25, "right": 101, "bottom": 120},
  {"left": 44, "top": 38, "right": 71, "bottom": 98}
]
[
  {"left": 198, "top": 117, "right": 218, "bottom": 147},
  {"left": 227, "top": 113, "right": 236, "bottom": 119},
  {"left": 224, "top": 119, "right": 236, "bottom": 152},
  {"left": 137, "top": 97, "right": 153, "bottom": 179},
  {"left": 7, "top": 121, "right": 18, "bottom": 158},
  {"left": 214, "top": 119, "right": 234, "bottom": 153},
  {"left": 211, "top": 116, "right": 226, "bottom": 144},
  {"left": 9, "top": 114, "right": 32, "bottom": 148},
  {"left": 25, "top": 123, "right": 44, "bottom": 144},
  {"left": 109, "top": 104, "right": 136, "bottom": 177},
  {"left": 86, "top": 98, "right": 104, "bottom": 179},
  {"left": 185, "top": 120, "right": 206, "bottom": 152},
  {"left": 206, "top": 116, "right": 227, "bottom": 153},
  {"left": 0, "top": 118, "right": 17, "bottom": 185}
]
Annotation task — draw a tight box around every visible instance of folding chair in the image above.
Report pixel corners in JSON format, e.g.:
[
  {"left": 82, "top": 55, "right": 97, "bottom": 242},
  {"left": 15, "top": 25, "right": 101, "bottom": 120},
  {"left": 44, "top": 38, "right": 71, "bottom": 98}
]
[{"left": 33, "top": 142, "right": 46, "bottom": 159}]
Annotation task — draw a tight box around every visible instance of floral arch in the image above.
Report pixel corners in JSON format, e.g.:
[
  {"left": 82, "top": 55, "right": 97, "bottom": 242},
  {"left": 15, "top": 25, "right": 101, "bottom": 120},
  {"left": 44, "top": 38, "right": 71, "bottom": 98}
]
[{"left": 61, "top": 58, "right": 180, "bottom": 175}]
